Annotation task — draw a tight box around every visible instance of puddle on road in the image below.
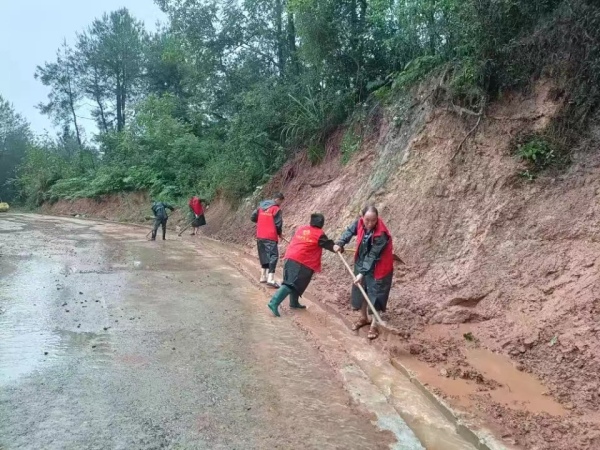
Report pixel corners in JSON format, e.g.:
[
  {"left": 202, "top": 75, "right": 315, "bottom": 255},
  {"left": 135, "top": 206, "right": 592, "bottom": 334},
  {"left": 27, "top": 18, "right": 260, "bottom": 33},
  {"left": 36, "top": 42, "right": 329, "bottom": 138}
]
[
  {"left": 0, "top": 252, "right": 115, "bottom": 384},
  {"left": 0, "top": 221, "right": 25, "bottom": 232},
  {"left": 0, "top": 258, "right": 63, "bottom": 384}
]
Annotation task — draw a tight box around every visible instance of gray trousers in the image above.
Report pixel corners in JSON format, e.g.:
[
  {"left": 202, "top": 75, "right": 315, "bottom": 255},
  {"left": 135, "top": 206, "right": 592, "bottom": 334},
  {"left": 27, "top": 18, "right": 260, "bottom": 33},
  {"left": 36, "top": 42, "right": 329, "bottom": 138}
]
[
  {"left": 257, "top": 239, "right": 279, "bottom": 273},
  {"left": 351, "top": 267, "right": 393, "bottom": 313},
  {"left": 152, "top": 217, "right": 167, "bottom": 240}
]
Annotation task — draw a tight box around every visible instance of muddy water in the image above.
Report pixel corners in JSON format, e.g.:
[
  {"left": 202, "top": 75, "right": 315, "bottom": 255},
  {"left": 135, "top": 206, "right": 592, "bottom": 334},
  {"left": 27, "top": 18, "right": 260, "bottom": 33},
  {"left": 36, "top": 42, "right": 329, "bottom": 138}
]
[
  {"left": 0, "top": 214, "right": 416, "bottom": 449},
  {"left": 466, "top": 348, "right": 566, "bottom": 416},
  {"left": 395, "top": 324, "right": 566, "bottom": 419}
]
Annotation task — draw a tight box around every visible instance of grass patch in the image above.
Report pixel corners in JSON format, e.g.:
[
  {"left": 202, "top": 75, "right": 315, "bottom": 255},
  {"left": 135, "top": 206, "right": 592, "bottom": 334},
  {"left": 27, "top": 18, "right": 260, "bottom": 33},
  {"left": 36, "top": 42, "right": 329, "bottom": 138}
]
[{"left": 340, "top": 129, "right": 362, "bottom": 165}]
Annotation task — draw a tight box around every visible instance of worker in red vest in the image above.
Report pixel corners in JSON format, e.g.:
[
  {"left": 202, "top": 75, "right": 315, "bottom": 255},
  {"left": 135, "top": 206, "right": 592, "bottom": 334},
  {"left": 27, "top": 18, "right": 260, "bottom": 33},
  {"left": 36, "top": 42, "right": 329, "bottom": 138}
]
[
  {"left": 250, "top": 192, "right": 285, "bottom": 287},
  {"left": 336, "top": 205, "right": 394, "bottom": 340},
  {"left": 188, "top": 196, "right": 206, "bottom": 236},
  {"left": 267, "top": 213, "right": 341, "bottom": 317}
]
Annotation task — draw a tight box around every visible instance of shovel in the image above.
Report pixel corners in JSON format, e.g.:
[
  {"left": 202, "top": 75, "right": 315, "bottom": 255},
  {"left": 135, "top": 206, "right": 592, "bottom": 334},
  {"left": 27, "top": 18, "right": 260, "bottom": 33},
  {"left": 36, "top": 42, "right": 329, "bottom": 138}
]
[
  {"left": 178, "top": 221, "right": 194, "bottom": 237},
  {"left": 336, "top": 252, "right": 384, "bottom": 326}
]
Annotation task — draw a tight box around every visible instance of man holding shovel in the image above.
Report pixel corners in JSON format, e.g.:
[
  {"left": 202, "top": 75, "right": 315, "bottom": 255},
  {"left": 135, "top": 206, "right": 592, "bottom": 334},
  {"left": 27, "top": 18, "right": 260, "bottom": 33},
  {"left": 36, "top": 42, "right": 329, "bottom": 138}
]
[
  {"left": 251, "top": 193, "right": 284, "bottom": 288},
  {"left": 151, "top": 200, "right": 176, "bottom": 241},
  {"left": 267, "top": 213, "right": 341, "bottom": 317},
  {"left": 336, "top": 206, "right": 393, "bottom": 339}
]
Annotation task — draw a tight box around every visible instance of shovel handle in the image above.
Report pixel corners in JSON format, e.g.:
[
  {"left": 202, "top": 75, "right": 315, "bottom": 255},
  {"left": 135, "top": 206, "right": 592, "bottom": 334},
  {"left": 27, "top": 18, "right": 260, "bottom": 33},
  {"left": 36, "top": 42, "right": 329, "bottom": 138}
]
[
  {"left": 178, "top": 222, "right": 193, "bottom": 236},
  {"left": 336, "top": 252, "right": 383, "bottom": 325}
]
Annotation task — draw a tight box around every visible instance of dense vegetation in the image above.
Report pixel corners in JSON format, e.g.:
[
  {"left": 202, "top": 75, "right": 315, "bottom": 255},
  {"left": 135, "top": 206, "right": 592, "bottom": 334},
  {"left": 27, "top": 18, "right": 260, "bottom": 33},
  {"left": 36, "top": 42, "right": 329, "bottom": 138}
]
[{"left": 1, "top": 0, "right": 599, "bottom": 206}]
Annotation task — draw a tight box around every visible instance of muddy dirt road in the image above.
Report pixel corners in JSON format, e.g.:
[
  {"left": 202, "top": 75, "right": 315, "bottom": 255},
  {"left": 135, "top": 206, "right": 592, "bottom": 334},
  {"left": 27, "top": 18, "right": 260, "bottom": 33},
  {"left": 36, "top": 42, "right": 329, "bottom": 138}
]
[{"left": 0, "top": 214, "right": 475, "bottom": 450}]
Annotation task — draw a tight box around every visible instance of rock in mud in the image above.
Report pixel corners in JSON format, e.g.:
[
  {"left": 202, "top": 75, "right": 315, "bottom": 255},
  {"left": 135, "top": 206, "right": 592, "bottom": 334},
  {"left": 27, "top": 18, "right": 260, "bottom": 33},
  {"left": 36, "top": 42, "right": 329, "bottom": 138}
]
[
  {"left": 430, "top": 306, "right": 486, "bottom": 325},
  {"left": 523, "top": 336, "right": 538, "bottom": 349},
  {"left": 409, "top": 343, "right": 425, "bottom": 355}
]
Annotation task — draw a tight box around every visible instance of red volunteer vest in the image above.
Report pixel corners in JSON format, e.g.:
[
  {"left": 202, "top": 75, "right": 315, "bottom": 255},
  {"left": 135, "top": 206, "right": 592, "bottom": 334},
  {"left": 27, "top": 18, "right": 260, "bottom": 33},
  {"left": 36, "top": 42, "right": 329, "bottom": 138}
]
[
  {"left": 189, "top": 197, "right": 204, "bottom": 215},
  {"left": 355, "top": 218, "right": 394, "bottom": 279},
  {"left": 284, "top": 225, "right": 325, "bottom": 272},
  {"left": 256, "top": 205, "right": 280, "bottom": 241}
]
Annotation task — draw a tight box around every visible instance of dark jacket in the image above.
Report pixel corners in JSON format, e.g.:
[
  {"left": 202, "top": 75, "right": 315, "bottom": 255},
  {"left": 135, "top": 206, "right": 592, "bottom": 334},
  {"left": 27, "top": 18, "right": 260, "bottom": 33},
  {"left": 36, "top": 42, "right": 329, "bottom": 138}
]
[
  {"left": 152, "top": 202, "right": 175, "bottom": 220},
  {"left": 337, "top": 219, "right": 390, "bottom": 276}
]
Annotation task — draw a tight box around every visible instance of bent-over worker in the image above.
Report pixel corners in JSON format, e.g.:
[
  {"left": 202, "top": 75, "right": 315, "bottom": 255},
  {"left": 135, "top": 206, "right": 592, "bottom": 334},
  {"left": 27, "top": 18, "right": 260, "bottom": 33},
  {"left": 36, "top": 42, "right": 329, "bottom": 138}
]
[
  {"left": 268, "top": 213, "right": 341, "bottom": 317},
  {"left": 188, "top": 196, "right": 206, "bottom": 236},
  {"left": 151, "top": 200, "right": 175, "bottom": 241}
]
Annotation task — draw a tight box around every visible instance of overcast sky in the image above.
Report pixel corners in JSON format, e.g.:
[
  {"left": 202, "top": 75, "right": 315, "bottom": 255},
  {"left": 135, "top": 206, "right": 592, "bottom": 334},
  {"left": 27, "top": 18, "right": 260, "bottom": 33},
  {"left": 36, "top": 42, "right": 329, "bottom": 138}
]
[{"left": 0, "top": 0, "right": 166, "bottom": 136}]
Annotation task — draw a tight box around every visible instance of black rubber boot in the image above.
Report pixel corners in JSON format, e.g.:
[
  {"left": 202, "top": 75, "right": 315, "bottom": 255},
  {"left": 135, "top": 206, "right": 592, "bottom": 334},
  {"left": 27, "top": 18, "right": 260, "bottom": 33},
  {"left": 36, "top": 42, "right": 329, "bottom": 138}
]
[
  {"left": 289, "top": 291, "right": 306, "bottom": 309},
  {"left": 267, "top": 285, "right": 292, "bottom": 317}
]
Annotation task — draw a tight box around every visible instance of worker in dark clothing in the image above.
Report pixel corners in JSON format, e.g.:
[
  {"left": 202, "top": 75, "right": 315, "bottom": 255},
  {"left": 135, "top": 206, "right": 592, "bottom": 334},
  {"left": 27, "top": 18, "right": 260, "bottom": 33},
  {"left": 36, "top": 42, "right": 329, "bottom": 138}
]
[
  {"left": 188, "top": 196, "right": 206, "bottom": 236},
  {"left": 151, "top": 200, "right": 175, "bottom": 241},
  {"left": 336, "top": 206, "right": 394, "bottom": 340},
  {"left": 251, "top": 192, "right": 284, "bottom": 288},
  {"left": 268, "top": 213, "right": 341, "bottom": 317}
]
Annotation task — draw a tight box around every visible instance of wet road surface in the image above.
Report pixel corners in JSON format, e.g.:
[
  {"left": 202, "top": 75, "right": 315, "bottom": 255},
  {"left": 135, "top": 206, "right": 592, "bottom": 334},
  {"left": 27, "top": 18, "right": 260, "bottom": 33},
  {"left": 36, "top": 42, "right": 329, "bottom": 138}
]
[{"left": 0, "top": 214, "right": 418, "bottom": 450}]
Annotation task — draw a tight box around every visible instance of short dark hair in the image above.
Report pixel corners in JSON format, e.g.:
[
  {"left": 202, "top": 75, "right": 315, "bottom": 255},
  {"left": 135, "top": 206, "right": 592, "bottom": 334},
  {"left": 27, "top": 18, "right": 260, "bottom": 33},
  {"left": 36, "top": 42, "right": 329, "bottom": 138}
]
[
  {"left": 274, "top": 192, "right": 285, "bottom": 200},
  {"left": 310, "top": 213, "right": 325, "bottom": 229}
]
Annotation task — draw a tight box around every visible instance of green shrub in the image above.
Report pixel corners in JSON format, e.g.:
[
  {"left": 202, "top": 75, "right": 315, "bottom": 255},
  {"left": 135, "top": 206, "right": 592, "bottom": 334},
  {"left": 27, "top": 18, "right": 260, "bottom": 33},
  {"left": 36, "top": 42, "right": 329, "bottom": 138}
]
[
  {"left": 307, "top": 143, "right": 326, "bottom": 165},
  {"left": 516, "top": 137, "right": 556, "bottom": 177},
  {"left": 340, "top": 129, "right": 361, "bottom": 165},
  {"left": 393, "top": 55, "right": 445, "bottom": 92}
]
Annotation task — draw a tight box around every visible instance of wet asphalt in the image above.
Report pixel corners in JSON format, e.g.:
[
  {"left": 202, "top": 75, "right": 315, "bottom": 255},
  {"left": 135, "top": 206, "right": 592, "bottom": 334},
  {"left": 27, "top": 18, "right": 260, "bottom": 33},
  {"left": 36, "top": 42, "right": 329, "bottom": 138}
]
[{"left": 0, "top": 214, "right": 399, "bottom": 450}]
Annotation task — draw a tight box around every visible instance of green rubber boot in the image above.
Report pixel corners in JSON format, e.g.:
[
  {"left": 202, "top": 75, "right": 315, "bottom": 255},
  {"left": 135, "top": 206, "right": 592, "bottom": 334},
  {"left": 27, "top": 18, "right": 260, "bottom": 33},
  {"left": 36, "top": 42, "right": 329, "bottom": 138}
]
[
  {"left": 289, "top": 291, "right": 306, "bottom": 309},
  {"left": 267, "top": 285, "right": 292, "bottom": 317}
]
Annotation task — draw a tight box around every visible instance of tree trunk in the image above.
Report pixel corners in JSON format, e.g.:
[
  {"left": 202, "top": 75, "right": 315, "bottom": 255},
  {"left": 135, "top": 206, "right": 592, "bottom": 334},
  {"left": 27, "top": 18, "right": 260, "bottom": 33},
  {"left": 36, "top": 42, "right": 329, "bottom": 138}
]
[
  {"left": 287, "top": 12, "right": 300, "bottom": 76},
  {"left": 116, "top": 74, "right": 123, "bottom": 132},
  {"left": 427, "top": 1, "right": 436, "bottom": 55},
  {"left": 350, "top": 0, "right": 358, "bottom": 58},
  {"left": 67, "top": 77, "right": 82, "bottom": 146},
  {"left": 92, "top": 66, "right": 109, "bottom": 133},
  {"left": 275, "top": 0, "right": 285, "bottom": 77},
  {"left": 121, "top": 87, "right": 126, "bottom": 129}
]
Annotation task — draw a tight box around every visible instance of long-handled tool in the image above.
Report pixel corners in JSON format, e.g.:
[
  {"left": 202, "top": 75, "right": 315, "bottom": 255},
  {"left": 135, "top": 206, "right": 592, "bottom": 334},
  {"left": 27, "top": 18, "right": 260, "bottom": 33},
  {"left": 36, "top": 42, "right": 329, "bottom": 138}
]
[
  {"left": 178, "top": 221, "right": 194, "bottom": 237},
  {"left": 337, "top": 252, "right": 384, "bottom": 326}
]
